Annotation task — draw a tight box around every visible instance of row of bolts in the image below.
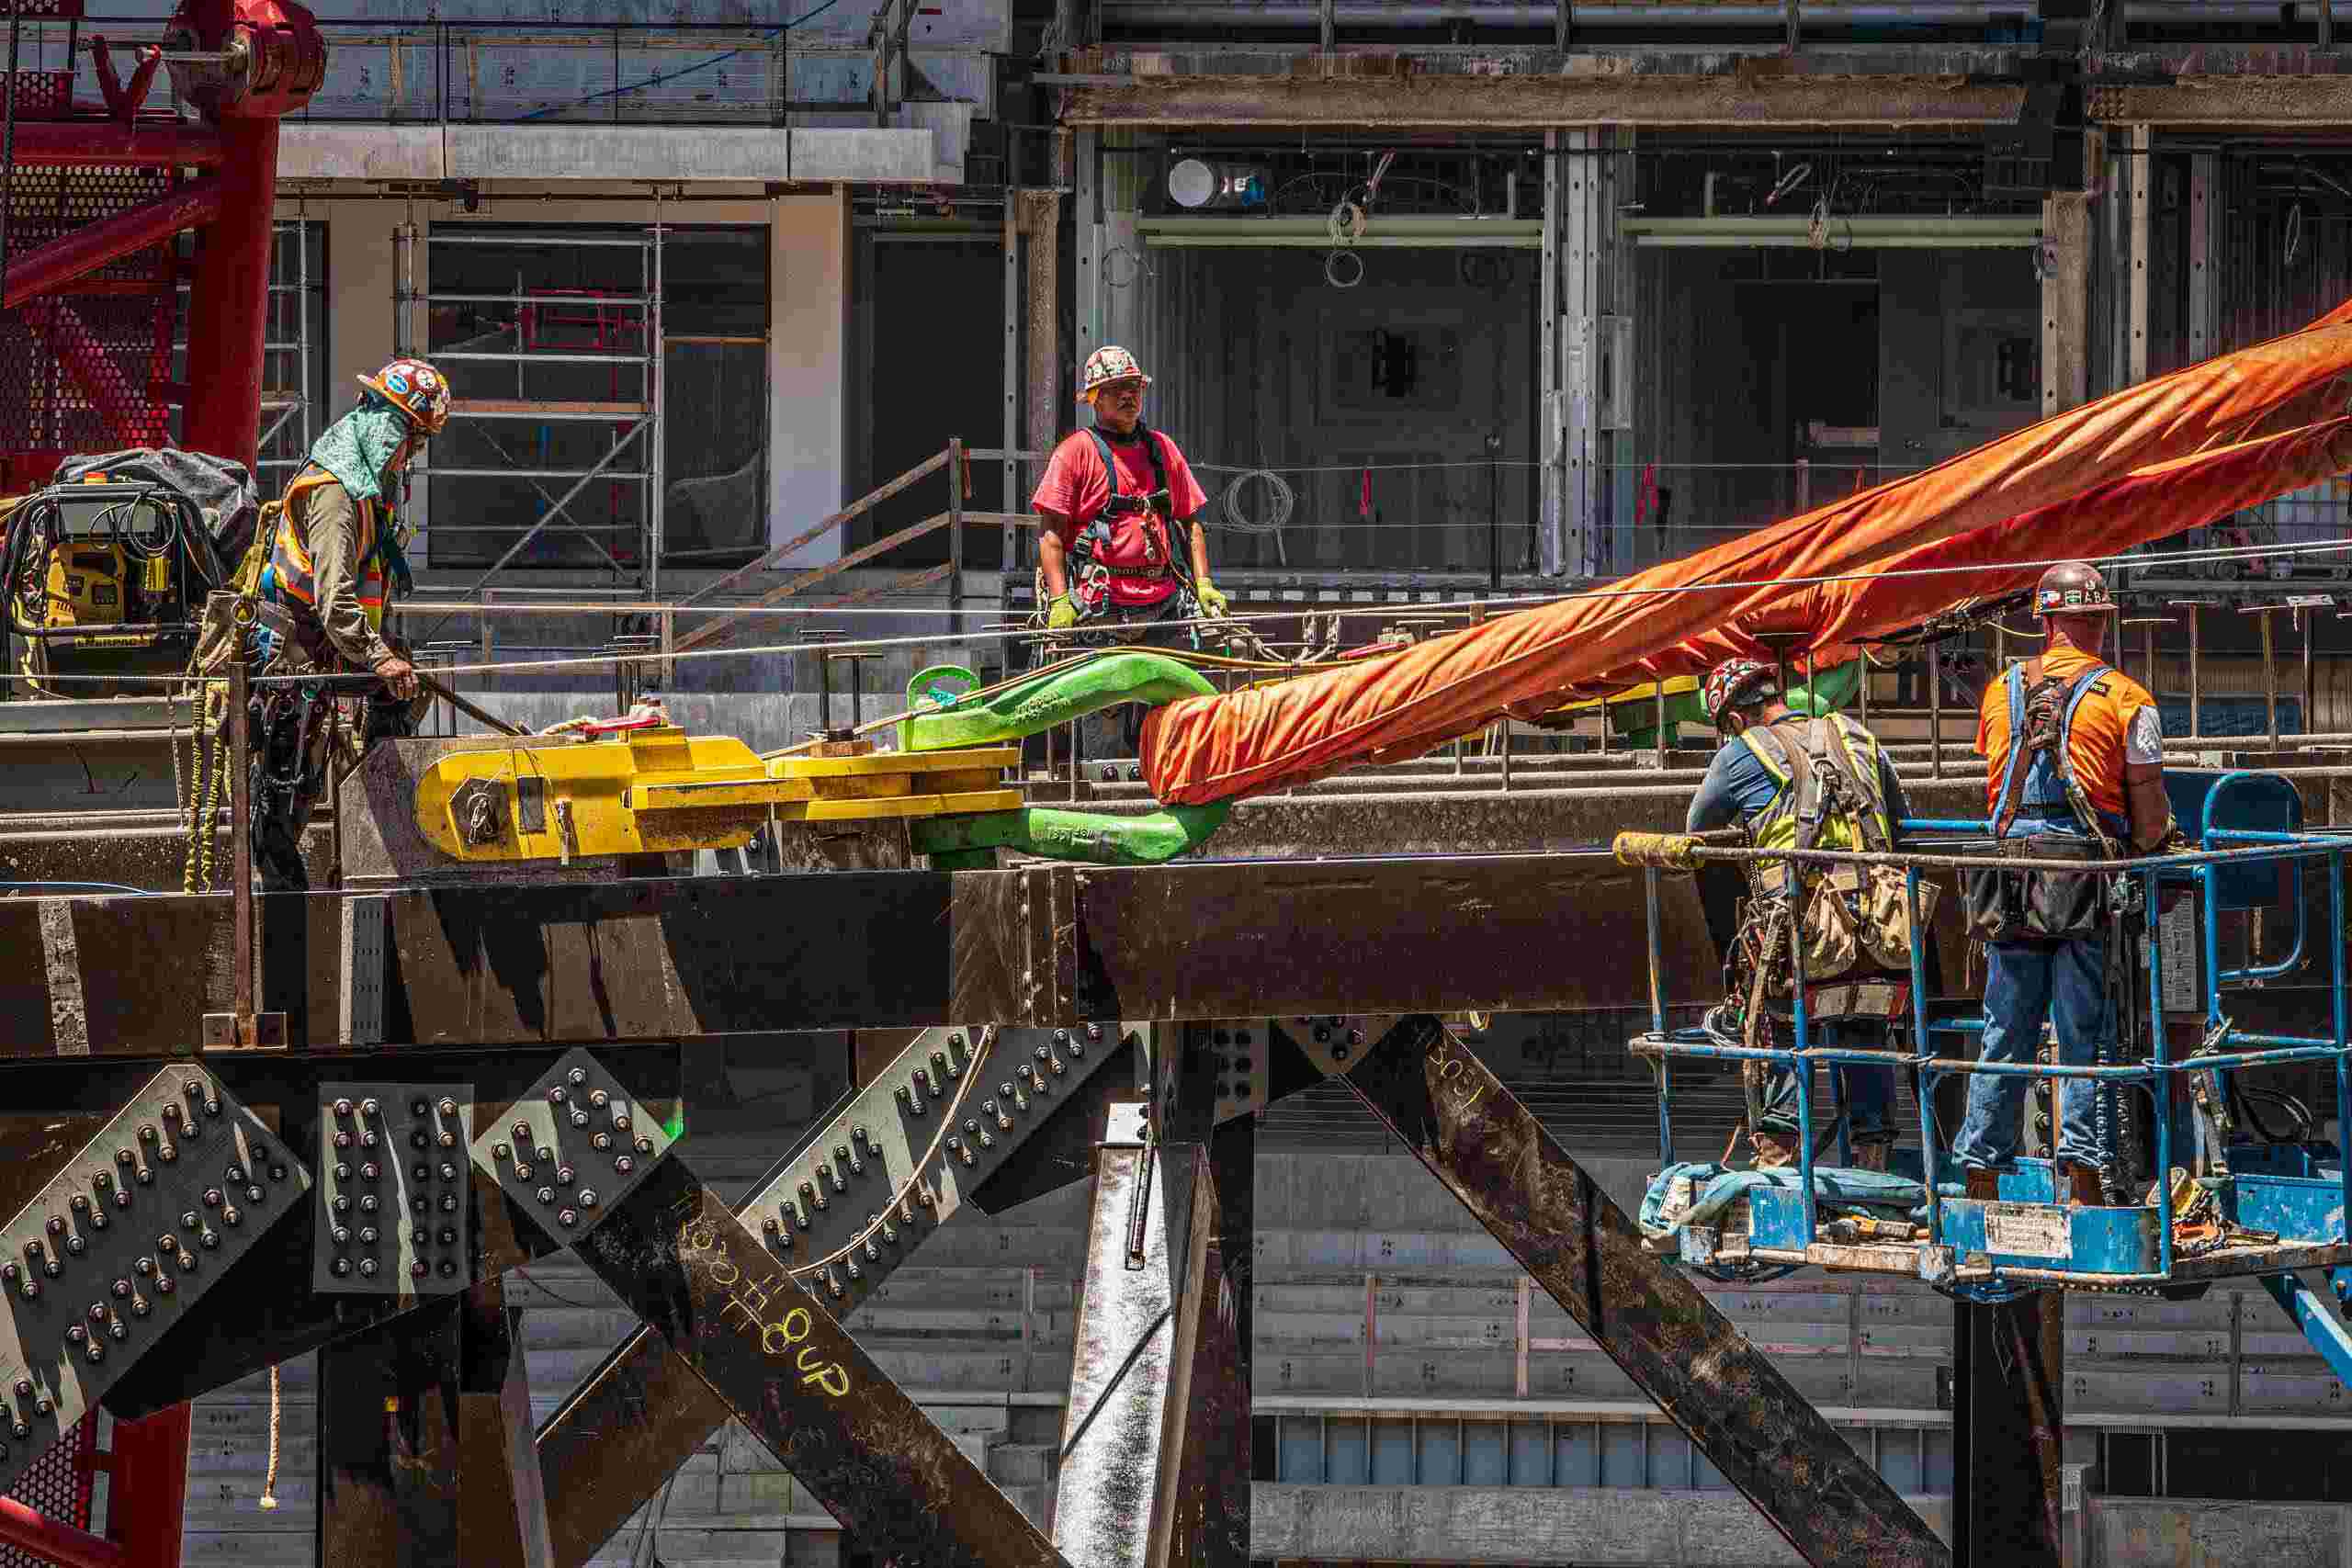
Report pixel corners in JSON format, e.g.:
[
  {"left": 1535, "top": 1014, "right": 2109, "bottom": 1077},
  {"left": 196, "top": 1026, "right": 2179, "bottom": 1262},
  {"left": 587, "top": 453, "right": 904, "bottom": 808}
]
[{"left": 764, "top": 1025, "right": 1106, "bottom": 1300}]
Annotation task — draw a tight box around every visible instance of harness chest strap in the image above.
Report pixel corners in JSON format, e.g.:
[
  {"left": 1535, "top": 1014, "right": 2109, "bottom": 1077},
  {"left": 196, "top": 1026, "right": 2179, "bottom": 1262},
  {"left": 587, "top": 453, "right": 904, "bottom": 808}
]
[{"left": 1080, "top": 423, "right": 1191, "bottom": 582}]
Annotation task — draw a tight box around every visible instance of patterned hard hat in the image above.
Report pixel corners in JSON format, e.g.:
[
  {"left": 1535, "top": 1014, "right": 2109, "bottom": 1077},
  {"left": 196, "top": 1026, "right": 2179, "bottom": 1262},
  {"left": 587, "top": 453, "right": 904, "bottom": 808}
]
[
  {"left": 1702, "top": 658, "right": 1781, "bottom": 728},
  {"left": 2033, "top": 560, "right": 2116, "bottom": 618},
  {"left": 356, "top": 357, "right": 452, "bottom": 437},
  {"left": 1080, "top": 345, "right": 1151, "bottom": 400}
]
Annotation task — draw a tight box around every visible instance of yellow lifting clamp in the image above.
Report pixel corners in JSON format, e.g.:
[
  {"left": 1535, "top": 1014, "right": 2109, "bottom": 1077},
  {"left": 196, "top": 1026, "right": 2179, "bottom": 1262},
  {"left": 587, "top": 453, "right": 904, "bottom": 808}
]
[{"left": 413, "top": 726, "right": 1022, "bottom": 863}]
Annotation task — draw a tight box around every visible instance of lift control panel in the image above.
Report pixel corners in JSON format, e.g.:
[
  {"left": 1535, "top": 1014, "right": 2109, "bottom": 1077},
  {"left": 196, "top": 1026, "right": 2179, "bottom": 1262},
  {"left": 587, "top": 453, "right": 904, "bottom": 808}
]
[
  {"left": 0, "top": 1067, "right": 310, "bottom": 1495},
  {"left": 311, "top": 1084, "right": 475, "bottom": 1296},
  {"left": 469, "top": 1048, "right": 675, "bottom": 1245}
]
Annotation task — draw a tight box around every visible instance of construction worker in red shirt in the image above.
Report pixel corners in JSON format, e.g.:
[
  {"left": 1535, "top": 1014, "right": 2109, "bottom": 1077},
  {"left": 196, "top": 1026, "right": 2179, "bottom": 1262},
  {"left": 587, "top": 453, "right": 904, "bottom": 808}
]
[
  {"left": 1031, "top": 345, "right": 1229, "bottom": 760},
  {"left": 243, "top": 355, "right": 450, "bottom": 889},
  {"left": 1955, "top": 560, "right": 2179, "bottom": 1206}
]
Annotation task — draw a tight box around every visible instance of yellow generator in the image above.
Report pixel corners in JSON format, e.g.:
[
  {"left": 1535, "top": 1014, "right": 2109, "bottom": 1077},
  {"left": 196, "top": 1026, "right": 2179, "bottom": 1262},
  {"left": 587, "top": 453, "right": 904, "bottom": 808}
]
[{"left": 2, "top": 466, "right": 232, "bottom": 694}]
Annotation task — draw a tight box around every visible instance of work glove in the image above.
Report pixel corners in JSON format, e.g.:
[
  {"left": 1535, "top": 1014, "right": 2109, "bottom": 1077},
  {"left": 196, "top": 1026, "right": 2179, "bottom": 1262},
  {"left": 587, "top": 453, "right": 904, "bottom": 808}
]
[
  {"left": 1194, "top": 577, "right": 1230, "bottom": 619},
  {"left": 1046, "top": 594, "right": 1080, "bottom": 631}
]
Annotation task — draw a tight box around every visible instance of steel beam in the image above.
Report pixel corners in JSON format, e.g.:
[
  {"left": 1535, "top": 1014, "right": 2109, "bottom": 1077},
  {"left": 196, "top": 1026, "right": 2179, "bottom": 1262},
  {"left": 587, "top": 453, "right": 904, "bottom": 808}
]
[
  {"left": 458, "top": 1278, "right": 554, "bottom": 1568},
  {"left": 1305, "top": 1015, "right": 1951, "bottom": 1568},
  {"left": 1061, "top": 74, "right": 2029, "bottom": 129},
  {"left": 568, "top": 1158, "right": 1074, "bottom": 1568},
  {"left": 537, "top": 1027, "right": 1145, "bottom": 1568},
  {"left": 1951, "top": 1297, "right": 2063, "bottom": 1568},
  {"left": 1050, "top": 1032, "right": 1250, "bottom": 1568},
  {"left": 317, "top": 1295, "right": 467, "bottom": 1568}
]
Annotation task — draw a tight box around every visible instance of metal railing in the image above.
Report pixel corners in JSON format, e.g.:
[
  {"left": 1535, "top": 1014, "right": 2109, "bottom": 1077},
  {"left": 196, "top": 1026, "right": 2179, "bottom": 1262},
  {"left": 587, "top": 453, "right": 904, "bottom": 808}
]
[{"left": 1628, "top": 777, "right": 2352, "bottom": 1292}]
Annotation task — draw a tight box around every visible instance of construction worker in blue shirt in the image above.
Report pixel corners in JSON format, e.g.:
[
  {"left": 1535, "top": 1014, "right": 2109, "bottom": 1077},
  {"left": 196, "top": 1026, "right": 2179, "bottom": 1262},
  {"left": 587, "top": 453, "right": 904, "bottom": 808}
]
[{"left": 1690, "top": 658, "right": 1916, "bottom": 1172}]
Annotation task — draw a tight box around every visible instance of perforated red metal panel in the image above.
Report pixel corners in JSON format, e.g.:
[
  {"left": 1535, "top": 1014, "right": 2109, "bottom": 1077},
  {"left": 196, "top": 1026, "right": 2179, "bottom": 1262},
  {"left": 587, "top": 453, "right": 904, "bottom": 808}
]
[
  {"left": 0, "top": 1416, "right": 97, "bottom": 1568},
  {"left": 2, "top": 71, "right": 77, "bottom": 117},
  {"left": 0, "top": 157, "right": 183, "bottom": 479}
]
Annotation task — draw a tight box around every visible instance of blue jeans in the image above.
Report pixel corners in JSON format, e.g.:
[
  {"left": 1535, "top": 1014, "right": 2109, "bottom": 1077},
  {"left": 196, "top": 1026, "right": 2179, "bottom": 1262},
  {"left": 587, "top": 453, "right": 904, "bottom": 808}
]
[
  {"left": 1758, "top": 1019, "right": 1899, "bottom": 1142},
  {"left": 1953, "top": 935, "right": 2110, "bottom": 1169}
]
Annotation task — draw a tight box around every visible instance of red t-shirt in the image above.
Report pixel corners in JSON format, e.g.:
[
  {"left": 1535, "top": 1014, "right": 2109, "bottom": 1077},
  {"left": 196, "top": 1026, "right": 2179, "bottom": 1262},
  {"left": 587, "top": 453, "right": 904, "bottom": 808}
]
[{"left": 1031, "top": 426, "right": 1210, "bottom": 607}]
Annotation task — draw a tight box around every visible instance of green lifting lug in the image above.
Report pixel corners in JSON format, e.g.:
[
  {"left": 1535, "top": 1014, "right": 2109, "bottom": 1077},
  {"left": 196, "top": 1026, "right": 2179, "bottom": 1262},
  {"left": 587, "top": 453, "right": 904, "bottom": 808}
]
[{"left": 900, "top": 653, "right": 1232, "bottom": 865}]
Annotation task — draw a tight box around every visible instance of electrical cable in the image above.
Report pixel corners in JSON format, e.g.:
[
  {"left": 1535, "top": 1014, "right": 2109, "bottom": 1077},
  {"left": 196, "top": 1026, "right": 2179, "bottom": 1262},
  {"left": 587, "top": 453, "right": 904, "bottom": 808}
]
[
  {"left": 251, "top": 530, "right": 2352, "bottom": 687},
  {"left": 1218, "top": 467, "right": 1295, "bottom": 536},
  {"left": 786, "top": 1024, "right": 994, "bottom": 1280}
]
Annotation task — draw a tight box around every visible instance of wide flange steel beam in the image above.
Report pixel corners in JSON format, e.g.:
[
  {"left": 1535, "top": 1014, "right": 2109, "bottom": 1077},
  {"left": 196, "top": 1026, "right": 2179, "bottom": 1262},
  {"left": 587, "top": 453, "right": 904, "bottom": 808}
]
[
  {"left": 1059, "top": 73, "right": 2028, "bottom": 130},
  {"left": 1305, "top": 1015, "right": 1951, "bottom": 1568},
  {"left": 570, "top": 1158, "right": 1074, "bottom": 1568}
]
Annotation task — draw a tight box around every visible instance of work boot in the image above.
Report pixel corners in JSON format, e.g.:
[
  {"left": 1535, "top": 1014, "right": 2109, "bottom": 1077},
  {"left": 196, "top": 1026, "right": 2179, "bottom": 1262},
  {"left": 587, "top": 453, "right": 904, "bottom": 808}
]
[
  {"left": 2058, "top": 1160, "right": 2108, "bottom": 1207},
  {"left": 1751, "top": 1130, "right": 1799, "bottom": 1170},
  {"left": 1962, "top": 1167, "right": 2003, "bottom": 1201},
  {"left": 1851, "top": 1141, "right": 1891, "bottom": 1175}
]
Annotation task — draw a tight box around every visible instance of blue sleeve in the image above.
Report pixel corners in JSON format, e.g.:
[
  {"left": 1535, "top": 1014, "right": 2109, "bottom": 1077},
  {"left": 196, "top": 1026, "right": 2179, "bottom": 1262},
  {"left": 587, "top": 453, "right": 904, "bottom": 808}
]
[{"left": 1688, "top": 742, "right": 1772, "bottom": 833}]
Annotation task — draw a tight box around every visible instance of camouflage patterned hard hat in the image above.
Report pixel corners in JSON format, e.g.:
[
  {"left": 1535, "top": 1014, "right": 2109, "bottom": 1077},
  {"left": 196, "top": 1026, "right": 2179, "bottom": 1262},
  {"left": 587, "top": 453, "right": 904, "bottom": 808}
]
[{"left": 1080, "top": 344, "right": 1151, "bottom": 400}]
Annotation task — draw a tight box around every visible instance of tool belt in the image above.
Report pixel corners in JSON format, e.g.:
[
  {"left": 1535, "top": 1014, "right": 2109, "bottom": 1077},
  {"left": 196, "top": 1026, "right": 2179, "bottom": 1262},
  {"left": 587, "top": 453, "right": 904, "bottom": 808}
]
[{"left": 1962, "top": 834, "right": 2107, "bottom": 944}]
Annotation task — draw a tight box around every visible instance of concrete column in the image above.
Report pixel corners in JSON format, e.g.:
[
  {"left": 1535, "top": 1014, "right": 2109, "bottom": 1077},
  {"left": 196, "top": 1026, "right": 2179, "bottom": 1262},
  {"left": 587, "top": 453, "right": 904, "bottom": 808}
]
[
  {"left": 322, "top": 198, "right": 401, "bottom": 421},
  {"left": 2041, "top": 191, "right": 2091, "bottom": 417},
  {"left": 2188, "top": 152, "right": 2218, "bottom": 363},
  {"left": 2129, "top": 123, "right": 2153, "bottom": 387},
  {"left": 769, "top": 190, "right": 850, "bottom": 565},
  {"left": 1542, "top": 128, "right": 1601, "bottom": 579}
]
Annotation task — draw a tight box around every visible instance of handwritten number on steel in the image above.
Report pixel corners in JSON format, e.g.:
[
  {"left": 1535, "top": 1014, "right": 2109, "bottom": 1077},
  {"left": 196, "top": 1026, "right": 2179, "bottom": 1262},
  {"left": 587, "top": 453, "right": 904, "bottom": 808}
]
[
  {"left": 1426, "top": 1029, "right": 1490, "bottom": 1117},
  {"left": 675, "top": 1210, "right": 851, "bottom": 1395}
]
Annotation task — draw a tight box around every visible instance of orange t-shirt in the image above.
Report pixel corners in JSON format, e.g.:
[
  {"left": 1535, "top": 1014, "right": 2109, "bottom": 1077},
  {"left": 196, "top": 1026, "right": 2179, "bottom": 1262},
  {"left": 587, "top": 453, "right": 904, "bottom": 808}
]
[
  {"left": 1976, "top": 644, "right": 2157, "bottom": 820},
  {"left": 1032, "top": 427, "right": 1210, "bottom": 608}
]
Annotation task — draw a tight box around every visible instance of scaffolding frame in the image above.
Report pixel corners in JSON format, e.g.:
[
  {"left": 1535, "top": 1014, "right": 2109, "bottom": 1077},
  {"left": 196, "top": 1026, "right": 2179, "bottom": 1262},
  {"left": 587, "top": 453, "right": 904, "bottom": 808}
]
[
  {"left": 254, "top": 217, "right": 317, "bottom": 484},
  {"left": 396, "top": 213, "right": 667, "bottom": 600}
]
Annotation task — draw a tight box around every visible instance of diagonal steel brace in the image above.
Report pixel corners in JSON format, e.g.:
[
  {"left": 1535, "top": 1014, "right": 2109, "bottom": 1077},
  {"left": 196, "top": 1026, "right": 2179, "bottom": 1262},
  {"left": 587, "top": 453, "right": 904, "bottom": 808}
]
[
  {"left": 537, "top": 1025, "right": 1143, "bottom": 1567},
  {"left": 1295, "top": 1015, "right": 1951, "bottom": 1568},
  {"left": 571, "top": 1157, "right": 1076, "bottom": 1568}
]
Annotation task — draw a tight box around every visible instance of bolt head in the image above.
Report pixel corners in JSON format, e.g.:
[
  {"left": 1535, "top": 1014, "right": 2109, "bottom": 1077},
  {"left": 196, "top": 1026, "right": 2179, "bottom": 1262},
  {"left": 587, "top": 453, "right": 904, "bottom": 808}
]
[
  {"left": 557, "top": 1208, "right": 578, "bottom": 1228},
  {"left": 614, "top": 1156, "right": 634, "bottom": 1175},
  {"left": 536, "top": 1187, "right": 555, "bottom": 1205}
]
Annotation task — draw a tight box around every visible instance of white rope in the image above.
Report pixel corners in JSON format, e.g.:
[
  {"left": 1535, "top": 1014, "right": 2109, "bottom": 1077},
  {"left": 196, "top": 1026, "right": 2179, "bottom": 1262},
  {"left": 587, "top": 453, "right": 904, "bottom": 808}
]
[{"left": 257, "top": 1362, "right": 281, "bottom": 1510}]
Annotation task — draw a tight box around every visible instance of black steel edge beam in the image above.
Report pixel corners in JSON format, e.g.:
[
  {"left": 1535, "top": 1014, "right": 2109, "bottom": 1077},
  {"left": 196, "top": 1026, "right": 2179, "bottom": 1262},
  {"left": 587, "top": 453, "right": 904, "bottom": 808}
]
[
  {"left": 1312, "top": 1015, "right": 1951, "bottom": 1568},
  {"left": 535, "top": 1025, "right": 1143, "bottom": 1568},
  {"left": 571, "top": 1156, "right": 1073, "bottom": 1568},
  {"left": 0, "top": 857, "right": 1885, "bottom": 1051}
]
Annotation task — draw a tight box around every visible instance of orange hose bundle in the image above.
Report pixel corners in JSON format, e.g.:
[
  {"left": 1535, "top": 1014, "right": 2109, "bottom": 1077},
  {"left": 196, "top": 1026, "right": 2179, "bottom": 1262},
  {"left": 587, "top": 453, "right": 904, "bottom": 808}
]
[{"left": 1141, "top": 320, "right": 2352, "bottom": 807}]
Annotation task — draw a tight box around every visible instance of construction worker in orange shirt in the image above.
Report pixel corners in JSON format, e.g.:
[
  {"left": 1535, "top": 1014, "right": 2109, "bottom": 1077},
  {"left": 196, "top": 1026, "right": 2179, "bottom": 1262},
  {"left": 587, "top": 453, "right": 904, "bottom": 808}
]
[{"left": 1955, "top": 560, "right": 2181, "bottom": 1205}]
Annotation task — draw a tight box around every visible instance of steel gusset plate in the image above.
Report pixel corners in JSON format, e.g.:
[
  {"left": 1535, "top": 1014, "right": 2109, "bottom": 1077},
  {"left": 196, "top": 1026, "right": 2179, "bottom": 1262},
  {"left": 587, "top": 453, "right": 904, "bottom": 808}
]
[{"left": 1300, "top": 1015, "right": 1952, "bottom": 1568}]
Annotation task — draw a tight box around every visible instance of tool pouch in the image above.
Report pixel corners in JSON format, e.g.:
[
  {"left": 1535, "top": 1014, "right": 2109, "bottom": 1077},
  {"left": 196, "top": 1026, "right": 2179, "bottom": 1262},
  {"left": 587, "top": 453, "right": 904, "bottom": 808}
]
[{"left": 1962, "top": 835, "right": 2103, "bottom": 943}]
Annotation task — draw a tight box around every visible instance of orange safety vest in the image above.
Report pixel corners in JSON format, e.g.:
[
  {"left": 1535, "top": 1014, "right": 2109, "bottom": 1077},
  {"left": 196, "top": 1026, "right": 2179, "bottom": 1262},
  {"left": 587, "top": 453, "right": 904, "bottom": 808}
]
[{"left": 260, "top": 466, "right": 388, "bottom": 630}]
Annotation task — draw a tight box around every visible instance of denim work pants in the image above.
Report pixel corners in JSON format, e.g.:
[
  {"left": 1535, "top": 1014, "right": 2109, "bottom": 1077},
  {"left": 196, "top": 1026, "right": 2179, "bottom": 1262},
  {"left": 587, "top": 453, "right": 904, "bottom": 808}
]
[
  {"left": 1757, "top": 1018, "right": 1899, "bottom": 1142},
  {"left": 1953, "top": 933, "right": 2110, "bottom": 1169}
]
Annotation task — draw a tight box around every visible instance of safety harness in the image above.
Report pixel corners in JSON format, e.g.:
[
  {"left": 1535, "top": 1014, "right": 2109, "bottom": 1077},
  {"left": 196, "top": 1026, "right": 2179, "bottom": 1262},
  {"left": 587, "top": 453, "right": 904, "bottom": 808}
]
[
  {"left": 1988, "top": 660, "right": 2124, "bottom": 854},
  {"left": 1066, "top": 423, "right": 1193, "bottom": 620}
]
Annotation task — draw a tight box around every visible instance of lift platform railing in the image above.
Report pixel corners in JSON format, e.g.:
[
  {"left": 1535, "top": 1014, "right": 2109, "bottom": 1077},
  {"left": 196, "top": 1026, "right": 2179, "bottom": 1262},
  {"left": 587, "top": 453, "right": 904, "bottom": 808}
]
[{"left": 1622, "top": 785, "right": 2352, "bottom": 1293}]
